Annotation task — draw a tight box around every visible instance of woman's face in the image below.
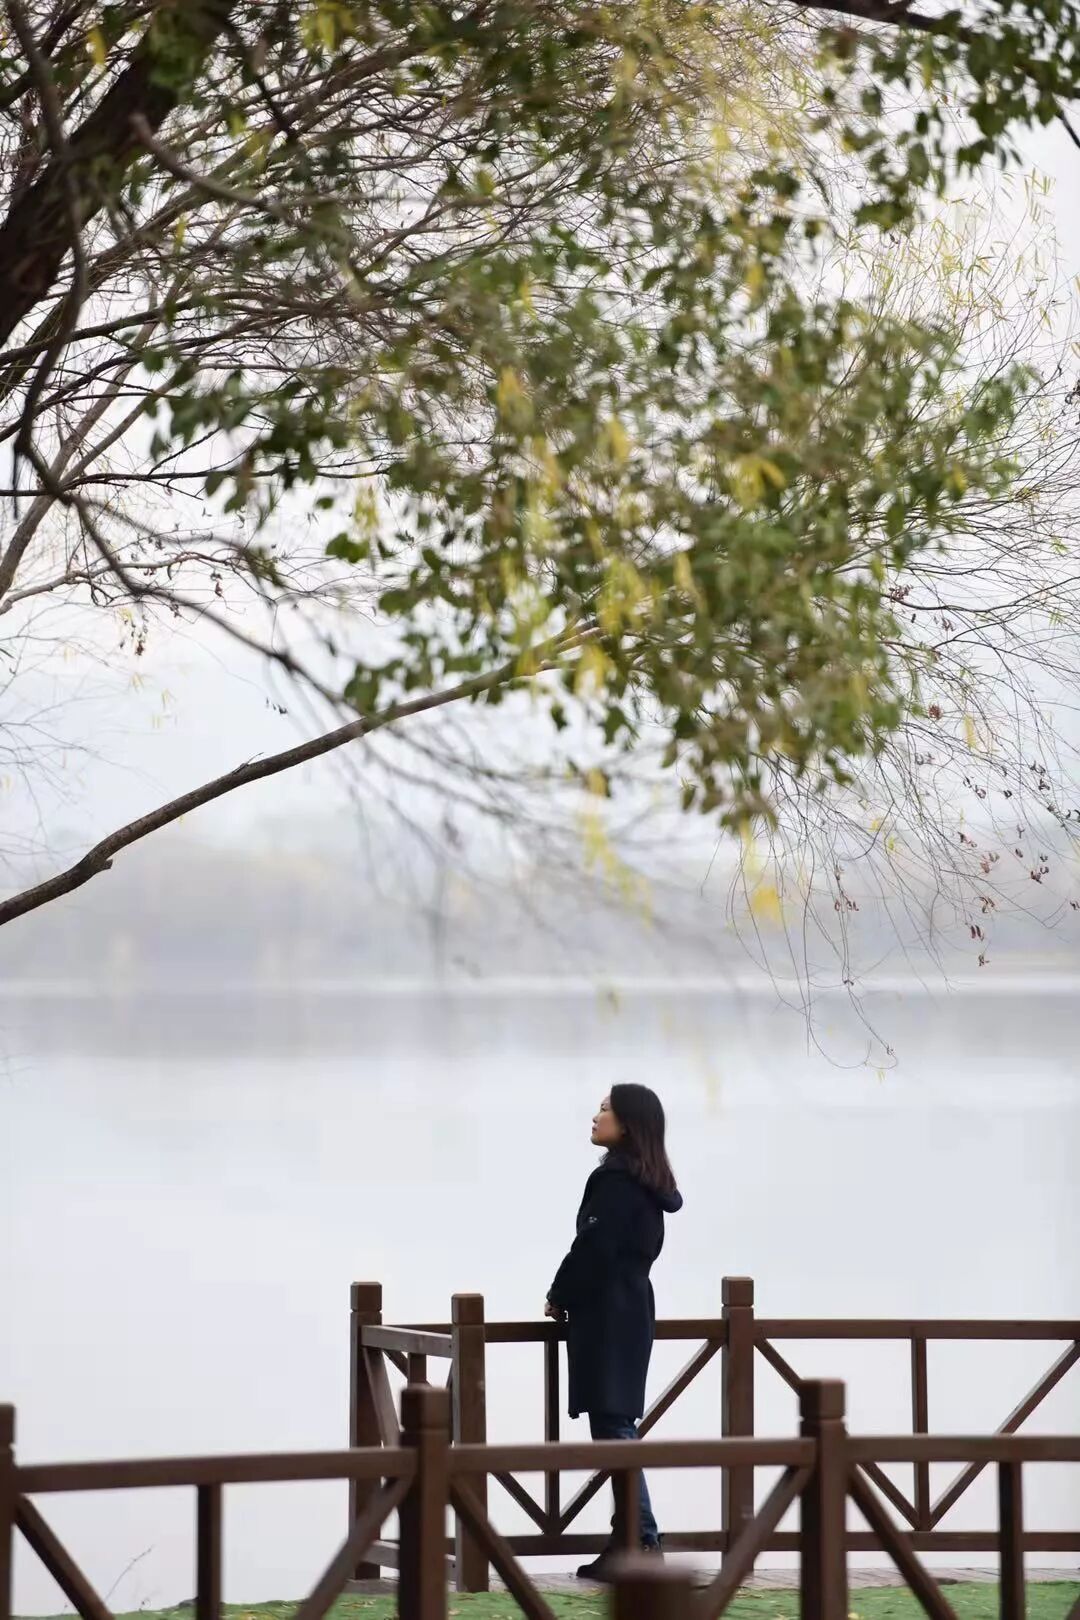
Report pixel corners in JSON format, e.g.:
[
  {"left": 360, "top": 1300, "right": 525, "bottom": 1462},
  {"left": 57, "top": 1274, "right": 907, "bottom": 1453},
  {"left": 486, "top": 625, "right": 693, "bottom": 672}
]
[{"left": 591, "top": 1095, "right": 624, "bottom": 1148}]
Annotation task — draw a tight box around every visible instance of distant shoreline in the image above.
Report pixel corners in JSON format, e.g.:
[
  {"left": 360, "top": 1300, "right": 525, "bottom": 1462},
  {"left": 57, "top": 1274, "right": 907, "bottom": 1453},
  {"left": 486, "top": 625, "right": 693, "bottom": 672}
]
[{"left": 1, "top": 969, "right": 1079, "bottom": 997}]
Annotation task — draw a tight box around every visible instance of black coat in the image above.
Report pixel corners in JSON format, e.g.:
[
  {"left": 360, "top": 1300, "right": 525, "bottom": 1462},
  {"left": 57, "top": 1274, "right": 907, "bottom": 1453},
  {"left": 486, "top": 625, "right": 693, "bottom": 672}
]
[{"left": 548, "top": 1154, "right": 683, "bottom": 1420}]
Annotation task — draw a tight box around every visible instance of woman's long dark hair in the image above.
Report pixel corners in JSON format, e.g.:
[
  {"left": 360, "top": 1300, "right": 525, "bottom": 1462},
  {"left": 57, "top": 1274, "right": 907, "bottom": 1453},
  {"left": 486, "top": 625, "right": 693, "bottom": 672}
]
[{"left": 608, "top": 1083, "right": 677, "bottom": 1196}]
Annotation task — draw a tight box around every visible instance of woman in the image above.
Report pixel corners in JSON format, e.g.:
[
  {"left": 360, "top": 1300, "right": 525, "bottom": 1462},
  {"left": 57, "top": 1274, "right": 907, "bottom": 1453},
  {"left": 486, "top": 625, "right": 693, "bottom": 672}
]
[{"left": 545, "top": 1083, "right": 682, "bottom": 1581}]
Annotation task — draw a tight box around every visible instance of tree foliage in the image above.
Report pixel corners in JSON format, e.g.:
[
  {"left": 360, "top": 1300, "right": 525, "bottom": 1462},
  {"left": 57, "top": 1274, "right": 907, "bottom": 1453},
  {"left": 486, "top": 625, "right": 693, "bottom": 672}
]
[{"left": 0, "top": 0, "right": 1078, "bottom": 935}]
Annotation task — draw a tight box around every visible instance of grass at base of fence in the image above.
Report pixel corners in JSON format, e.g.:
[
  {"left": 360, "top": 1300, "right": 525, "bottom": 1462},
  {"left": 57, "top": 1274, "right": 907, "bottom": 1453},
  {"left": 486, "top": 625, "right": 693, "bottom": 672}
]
[{"left": 23, "top": 1584, "right": 1080, "bottom": 1620}]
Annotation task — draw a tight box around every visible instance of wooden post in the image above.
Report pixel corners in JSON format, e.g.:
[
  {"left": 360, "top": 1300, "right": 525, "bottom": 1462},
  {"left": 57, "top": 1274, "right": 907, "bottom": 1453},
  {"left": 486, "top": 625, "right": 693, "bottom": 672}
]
[
  {"left": 399, "top": 1385, "right": 450, "bottom": 1620},
  {"left": 721, "top": 1277, "right": 755, "bottom": 1557},
  {"left": 350, "top": 1282, "right": 383, "bottom": 1580},
  {"left": 614, "top": 1466, "right": 642, "bottom": 1553},
  {"left": 800, "top": 1380, "right": 848, "bottom": 1620},
  {"left": 450, "top": 1294, "right": 488, "bottom": 1592},
  {"left": 195, "top": 1485, "right": 222, "bottom": 1620},
  {"left": 543, "top": 1329, "right": 560, "bottom": 1531},
  {"left": 0, "top": 1406, "right": 14, "bottom": 1620},
  {"left": 612, "top": 1555, "right": 696, "bottom": 1620},
  {"left": 998, "top": 1462, "right": 1025, "bottom": 1620},
  {"left": 911, "top": 1338, "right": 930, "bottom": 1531}
]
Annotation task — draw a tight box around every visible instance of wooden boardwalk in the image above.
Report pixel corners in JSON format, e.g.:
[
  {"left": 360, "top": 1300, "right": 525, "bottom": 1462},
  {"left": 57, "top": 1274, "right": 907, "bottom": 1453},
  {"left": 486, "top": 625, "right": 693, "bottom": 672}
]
[{"left": 346, "top": 1568, "right": 1080, "bottom": 1595}]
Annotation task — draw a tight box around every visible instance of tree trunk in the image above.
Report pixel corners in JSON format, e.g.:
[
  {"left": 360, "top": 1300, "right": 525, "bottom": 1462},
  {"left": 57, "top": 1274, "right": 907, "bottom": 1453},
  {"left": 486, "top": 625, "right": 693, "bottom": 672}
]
[{"left": 0, "top": 0, "right": 235, "bottom": 348}]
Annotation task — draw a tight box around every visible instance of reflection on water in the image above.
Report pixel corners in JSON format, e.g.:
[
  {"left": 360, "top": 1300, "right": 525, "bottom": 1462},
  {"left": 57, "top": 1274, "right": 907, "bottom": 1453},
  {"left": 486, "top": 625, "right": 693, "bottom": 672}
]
[{"left": 2, "top": 983, "right": 1078, "bottom": 1612}]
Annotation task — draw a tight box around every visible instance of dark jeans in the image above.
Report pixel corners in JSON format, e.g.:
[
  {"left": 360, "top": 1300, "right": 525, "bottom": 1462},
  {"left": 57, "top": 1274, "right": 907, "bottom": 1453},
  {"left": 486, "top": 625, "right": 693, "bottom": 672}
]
[{"left": 588, "top": 1412, "right": 659, "bottom": 1546}]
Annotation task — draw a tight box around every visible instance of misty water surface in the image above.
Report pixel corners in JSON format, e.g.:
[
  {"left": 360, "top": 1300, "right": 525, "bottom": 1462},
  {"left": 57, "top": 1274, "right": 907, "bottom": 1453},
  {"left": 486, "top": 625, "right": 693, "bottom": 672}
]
[{"left": 2, "top": 981, "right": 1078, "bottom": 1612}]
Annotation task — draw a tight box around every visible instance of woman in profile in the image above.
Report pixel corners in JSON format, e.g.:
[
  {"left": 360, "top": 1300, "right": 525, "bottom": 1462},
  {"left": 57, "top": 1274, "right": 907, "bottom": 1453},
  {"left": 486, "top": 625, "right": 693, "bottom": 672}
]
[{"left": 546, "top": 1083, "right": 682, "bottom": 1581}]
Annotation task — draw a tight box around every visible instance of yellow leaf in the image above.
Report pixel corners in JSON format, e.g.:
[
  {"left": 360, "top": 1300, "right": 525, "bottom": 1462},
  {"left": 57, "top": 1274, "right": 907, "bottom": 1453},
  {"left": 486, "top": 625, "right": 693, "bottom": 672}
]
[
  {"left": 731, "top": 453, "right": 781, "bottom": 509},
  {"left": 353, "top": 485, "right": 379, "bottom": 536},
  {"left": 605, "top": 559, "right": 647, "bottom": 632},
  {"left": 616, "top": 48, "right": 639, "bottom": 87},
  {"left": 574, "top": 643, "right": 609, "bottom": 698},
  {"left": 244, "top": 127, "right": 274, "bottom": 163},
  {"left": 602, "top": 417, "right": 631, "bottom": 466},
  {"left": 173, "top": 214, "right": 187, "bottom": 248},
  {"left": 963, "top": 713, "right": 978, "bottom": 751},
  {"left": 495, "top": 367, "right": 532, "bottom": 430},
  {"left": 530, "top": 435, "right": 563, "bottom": 495},
  {"left": 748, "top": 882, "right": 782, "bottom": 925},
  {"left": 87, "top": 25, "right": 106, "bottom": 66},
  {"left": 673, "top": 551, "right": 697, "bottom": 599}
]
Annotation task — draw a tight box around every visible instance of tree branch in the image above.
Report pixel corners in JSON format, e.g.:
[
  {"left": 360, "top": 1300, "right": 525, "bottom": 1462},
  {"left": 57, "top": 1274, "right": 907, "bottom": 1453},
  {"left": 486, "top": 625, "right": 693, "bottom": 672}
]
[
  {"left": 0, "top": 636, "right": 593, "bottom": 929},
  {"left": 0, "top": 672, "right": 498, "bottom": 927},
  {"left": 0, "top": 549, "right": 248, "bottom": 614},
  {"left": 0, "top": 2, "right": 89, "bottom": 112},
  {"left": 785, "top": 0, "right": 959, "bottom": 39},
  {"left": 0, "top": 342, "right": 145, "bottom": 600}
]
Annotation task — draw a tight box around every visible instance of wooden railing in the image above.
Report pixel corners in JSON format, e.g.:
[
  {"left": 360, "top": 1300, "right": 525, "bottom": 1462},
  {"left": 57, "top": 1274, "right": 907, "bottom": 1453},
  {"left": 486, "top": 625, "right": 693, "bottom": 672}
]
[
  {"left": 5, "top": 1383, "right": 1080, "bottom": 1620},
  {"left": 350, "top": 1278, "right": 1080, "bottom": 1590}
]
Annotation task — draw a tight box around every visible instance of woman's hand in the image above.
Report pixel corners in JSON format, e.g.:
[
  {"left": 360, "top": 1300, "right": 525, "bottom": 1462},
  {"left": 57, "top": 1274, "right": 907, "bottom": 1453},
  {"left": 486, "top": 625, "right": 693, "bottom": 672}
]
[{"left": 544, "top": 1299, "right": 563, "bottom": 1320}]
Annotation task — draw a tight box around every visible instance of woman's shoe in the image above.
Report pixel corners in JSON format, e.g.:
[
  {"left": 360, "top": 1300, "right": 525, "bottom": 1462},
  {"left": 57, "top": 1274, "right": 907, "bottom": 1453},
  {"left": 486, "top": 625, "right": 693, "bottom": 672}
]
[
  {"left": 576, "top": 1538, "right": 663, "bottom": 1582},
  {"left": 576, "top": 1548, "right": 617, "bottom": 1582}
]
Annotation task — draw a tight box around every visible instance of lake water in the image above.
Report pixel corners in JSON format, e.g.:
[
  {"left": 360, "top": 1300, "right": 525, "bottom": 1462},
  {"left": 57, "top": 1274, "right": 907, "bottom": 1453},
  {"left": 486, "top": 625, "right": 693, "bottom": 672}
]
[{"left": 2, "top": 981, "right": 1079, "bottom": 1612}]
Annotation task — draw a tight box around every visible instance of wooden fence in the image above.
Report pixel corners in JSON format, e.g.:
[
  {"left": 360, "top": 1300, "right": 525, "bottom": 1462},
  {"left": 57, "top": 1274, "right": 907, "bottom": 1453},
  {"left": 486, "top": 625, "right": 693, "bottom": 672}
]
[
  {"left": 4, "top": 1381, "right": 1080, "bottom": 1620},
  {"left": 350, "top": 1278, "right": 1080, "bottom": 1589}
]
